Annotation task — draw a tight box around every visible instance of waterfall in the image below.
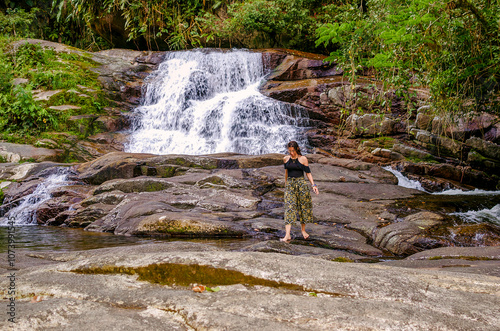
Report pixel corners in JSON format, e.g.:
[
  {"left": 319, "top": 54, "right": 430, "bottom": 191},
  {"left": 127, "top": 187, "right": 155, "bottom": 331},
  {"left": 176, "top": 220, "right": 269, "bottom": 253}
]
[
  {"left": 382, "top": 166, "right": 427, "bottom": 192},
  {"left": 0, "top": 169, "right": 70, "bottom": 226},
  {"left": 125, "top": 49, "right": 309, "bottom": 155}
]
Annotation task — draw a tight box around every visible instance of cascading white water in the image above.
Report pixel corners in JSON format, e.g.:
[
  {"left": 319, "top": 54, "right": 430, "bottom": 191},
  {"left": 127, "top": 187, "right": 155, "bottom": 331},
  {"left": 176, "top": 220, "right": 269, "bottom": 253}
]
[
  {"left": 125, "top": 49, "right": 309, "bottom": 155},
  {"left": 383, "top": 166, "right": 500, "bottom": 225},
  {"left": 382, "top": 166, "right": 427, "bottom": 191},
  {"left": 452, "top": 205, "right": 500, "bottom": 226},
  {"left": 0, "top": 171, "right": 69, "bottom": 226}
]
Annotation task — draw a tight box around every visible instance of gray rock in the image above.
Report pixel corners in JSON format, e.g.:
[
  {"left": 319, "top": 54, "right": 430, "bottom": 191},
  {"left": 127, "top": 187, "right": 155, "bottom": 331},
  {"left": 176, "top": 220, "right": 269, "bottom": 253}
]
[
  {"left": 4, "top": 247, "right": 499, "bottom": 330},
  {"left": 92, "top": 177, "right": 175, "bottom": 195},
  {"left": 80, "top": 190, "right": 127, "bottom": 207},
  {"left": 32, "top": 89, "right": 63, "bottom": 101},
  {"left": 406, "top": 246, "right": 500, "bottom": 260},
  {"left": 347, "top": 113, "right": 396, "bottom": 137},
  {"left": 415, "top": 112, "right": 433, "bottom": 130},
  {"left": 0, "top": 142, "right": 60, "bottom": 162},
  {"left": 466, "top": 137, "right": 500, "bottom": 160},
  {"left": 392, "top": 143, "right": 434, "bottom": 160},
  {"left": 371, "top": 212, "right": 444, "bottom": 255},
  {"left": 49, "top": 105, "right": 82, "bottom": 111}
]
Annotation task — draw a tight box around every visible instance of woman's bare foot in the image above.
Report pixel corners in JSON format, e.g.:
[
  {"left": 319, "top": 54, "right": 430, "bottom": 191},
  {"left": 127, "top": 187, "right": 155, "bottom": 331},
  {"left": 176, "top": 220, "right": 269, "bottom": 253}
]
[
  {"left": 301, "top": 231, "right": 310, "bottom": 240},
  {"left": 280, "top": 236, "right": 291, "bottom": 242}
]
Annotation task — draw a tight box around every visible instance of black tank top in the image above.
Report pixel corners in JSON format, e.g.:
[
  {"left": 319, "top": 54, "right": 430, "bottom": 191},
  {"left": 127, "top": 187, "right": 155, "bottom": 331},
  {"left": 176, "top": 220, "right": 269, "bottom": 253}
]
[{"left": 284, "top": 157, "right": 311, "bottom": 178}]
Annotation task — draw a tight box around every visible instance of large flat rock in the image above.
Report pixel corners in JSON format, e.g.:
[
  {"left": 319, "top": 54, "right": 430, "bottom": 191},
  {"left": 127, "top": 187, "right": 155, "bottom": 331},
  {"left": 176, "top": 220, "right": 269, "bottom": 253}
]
[{"left": 2, "top": 245, "right": 498, "bottom": 330}]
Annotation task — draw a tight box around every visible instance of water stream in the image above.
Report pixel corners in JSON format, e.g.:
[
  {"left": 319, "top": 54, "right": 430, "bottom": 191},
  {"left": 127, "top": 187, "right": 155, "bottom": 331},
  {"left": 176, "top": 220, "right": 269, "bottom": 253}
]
[
  {"left": 0, "top": 168, "right": 71, "bottom": 226},
  {"left": 384, "top": 166, "right": 500, "bottom": 226},
  {"left": 125, "top": 49, "right": 309, "bottom": 155}
]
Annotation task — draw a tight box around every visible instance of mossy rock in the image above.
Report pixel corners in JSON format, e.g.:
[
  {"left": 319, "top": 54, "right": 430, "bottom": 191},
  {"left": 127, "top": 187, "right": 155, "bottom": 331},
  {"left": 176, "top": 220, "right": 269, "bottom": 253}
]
[{"left": 66, "top": 115, "right": 98, "bottom": 137}]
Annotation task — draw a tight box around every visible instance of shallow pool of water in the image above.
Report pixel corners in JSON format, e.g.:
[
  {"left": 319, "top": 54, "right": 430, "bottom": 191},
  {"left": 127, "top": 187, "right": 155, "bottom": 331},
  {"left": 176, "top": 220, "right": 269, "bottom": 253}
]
[{"left": 0, "top": 226, "right": 259, "bottom": 253}]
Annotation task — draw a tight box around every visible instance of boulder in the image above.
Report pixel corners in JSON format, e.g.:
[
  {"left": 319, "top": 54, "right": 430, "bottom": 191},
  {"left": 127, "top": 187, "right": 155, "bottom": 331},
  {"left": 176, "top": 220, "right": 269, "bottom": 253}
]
[
  {"left": 415, "top": 112, "right": 433, "bottom": 130},
  {"left": 346, "top": 114, "right": 396, "bottom": 137},
  {"left": 132, "top": 211, "right": 248, "bottom": 237},
  {"left": 392, "top": 143, "right": 434, "bottom": 161},
  {"left": 77, "top": 152, "right": 156, "bottom": 185},
  {"left": 0, "top": 142, "right": 61, "bottom": 162},
  {"left": 92, "top": 177, "right": 175, "bottom": 195},
  {"left": 371, "top": 211, "right": 446, "bottom": 255},
  {"left": 466, "top": 137, "right": 500, "bottom": 160},
  {"left": 266, "top": 54, "right": 341, "bottom": 81},
  {"left": 431, "top": 112, "right": 498, "bottom": 140}
]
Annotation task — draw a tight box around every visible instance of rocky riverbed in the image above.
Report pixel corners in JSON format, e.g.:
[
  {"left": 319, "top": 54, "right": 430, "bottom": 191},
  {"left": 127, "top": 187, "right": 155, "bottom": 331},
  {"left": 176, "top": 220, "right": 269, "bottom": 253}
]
[{"left": 1, "top": 153, "right": 500, "bottom": 329}]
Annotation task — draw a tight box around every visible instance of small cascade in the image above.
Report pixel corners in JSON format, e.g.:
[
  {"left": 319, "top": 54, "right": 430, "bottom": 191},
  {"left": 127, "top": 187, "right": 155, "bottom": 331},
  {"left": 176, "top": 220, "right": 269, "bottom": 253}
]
[
  {"left": 451, "top": 205, "right": 500, "bottom": 226},
  {"left": 0, "top": 169, "right": 71, "bottom": 226},
  {"left": 125, "top": 49, "right": 309, "bottom": 155},
  {"left": 382, "top": 166, "right": 427, "bottom": 192},
  {"left": 384, "top": 166, "right": 500, "bottom": 227}
]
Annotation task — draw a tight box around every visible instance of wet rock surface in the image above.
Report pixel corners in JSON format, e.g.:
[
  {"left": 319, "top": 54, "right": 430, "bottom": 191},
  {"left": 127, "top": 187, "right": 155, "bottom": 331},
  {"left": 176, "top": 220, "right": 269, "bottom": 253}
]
[
  {"left": 5, "top": 152, "right": 498, "bottom": 260},
  {"left": 1, "top": 243, "right": 499, "bottom": 330}
]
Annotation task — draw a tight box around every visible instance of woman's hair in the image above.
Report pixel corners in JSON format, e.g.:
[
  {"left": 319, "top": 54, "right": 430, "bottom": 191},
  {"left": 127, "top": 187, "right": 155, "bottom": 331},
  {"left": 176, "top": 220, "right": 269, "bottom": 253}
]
[{"left": 287, "top": 141, "right": 302, "bottom": 155}]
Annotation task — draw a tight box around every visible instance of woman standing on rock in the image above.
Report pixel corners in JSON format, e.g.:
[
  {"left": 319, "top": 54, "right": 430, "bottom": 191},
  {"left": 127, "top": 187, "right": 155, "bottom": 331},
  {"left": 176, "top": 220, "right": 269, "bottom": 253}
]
[{"left": 281, "top": 141, "right": 319, "bottom": 242}]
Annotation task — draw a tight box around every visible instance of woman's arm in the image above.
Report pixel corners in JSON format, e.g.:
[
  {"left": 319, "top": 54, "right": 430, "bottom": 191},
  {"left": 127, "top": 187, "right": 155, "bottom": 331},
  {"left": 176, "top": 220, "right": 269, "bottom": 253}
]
[
  {"left": 301, "top": 156, "right": 319, "bottom": 195},
  {"left": 283, "top": 156, "right": 289, "bottom": 183}
]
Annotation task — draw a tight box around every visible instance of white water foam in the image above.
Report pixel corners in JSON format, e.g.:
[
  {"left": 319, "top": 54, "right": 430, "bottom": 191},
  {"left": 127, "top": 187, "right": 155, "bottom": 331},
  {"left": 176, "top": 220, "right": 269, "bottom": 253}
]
[
  {"left": 125, "top": 49, "right": 309, "bottom": 155},
  {"left": 382, "top": 166, "right": 427, "bottom": 191},
  {"left": 433, "top": 188, "right": 500, "bottom": 195},
  {"left": 0, "top": 171, "right": 69, "bottom": 226},
  {"left": 452, "top": 205, "right": 500, "bottom": 226}
]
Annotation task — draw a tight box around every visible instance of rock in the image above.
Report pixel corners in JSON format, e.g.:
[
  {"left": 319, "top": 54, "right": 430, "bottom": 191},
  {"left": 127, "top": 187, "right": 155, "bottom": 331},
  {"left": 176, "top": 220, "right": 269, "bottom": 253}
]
[
  {"left": 392, "top": 143, "right": 434, "bottom": 161},
  {"left": 133, "top": 211, "right": 247, "bottom": 237},
  {"left": 467, "top": 150, "right": 500, "bottom": 171},
  {"left": 64, "top": 203, "right": 117, "bottom": 228},
  {"left": 266, "top": 54, "right": 341, "bottom": 81},
  {"left": 12, "top": 77, "right": 29, "bottom": 85},
  {"left": 66, "top": 115, "right": 98, "bottom": 137},
  {"left": 49, "top": 105, "right": 82, "bottom": 111},
  {"left": 7, "top": 247, "right": 499, "bottom": 330},
  {"left": 346, "top": 114, "right": 396, "bottom": 137},
  {"left": 0, "top": 162, "right": 67, "bottom": 181},
  {"left": 415, "top": 112, "right": 433, "bottom": 130},
  {"left": 85, "top": 187, "right": 261, "bottom": 234},
  {"left": 32, "top": 89, "right": 63, "bottom": 101},
  {"left": 93, "top": 115, "right": 127, "bottom": 132},
  {"left": 484, "top": 122, "right": 500, "bottom": 143},
  {"left": 404, "top": 211, "right": 444, "bottom": 227},
  {"left": 240, "top": 240, "right": 365, "bottom": 261},
  {"left": 211, "top": 153, "right": 284, "bottom": 169},
  {"left": 77, "top": 152, "right": 156, "bottom": 185},
  {"left": 92, "top": 177, "right": 175, "bottom": 195},
  {"left": 415, "top": 130, "right": 463, "bottom": 157},
  {"left": 371, "top": 147, "right": 404, "bottom": 160},
  {"left": 466, "top": 137, "right": 500, "bottom": 160},
  {"left": 406, "top": 246, "right": 500, "bottom": 260},
  {"left": 81, "top": 190, "right": 127, "bottom": 207},
  {"left": 431, "top": 112, "right": 498, "bottom": 141},
  {"left": 0, "top": 143, "right": 61, "bottom": 162}
]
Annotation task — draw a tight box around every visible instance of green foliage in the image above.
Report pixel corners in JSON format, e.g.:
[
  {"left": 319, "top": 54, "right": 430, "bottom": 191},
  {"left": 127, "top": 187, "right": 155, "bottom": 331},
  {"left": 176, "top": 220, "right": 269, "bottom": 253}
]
[
  {"left": 0, "top": 7, "right": 38, "bottom": 37},
  {"left": 316, "top": 0, "right": 500, "bottom": 114},
  {"left": 0, "top": 84, "right": 57, "bottom": 132},
  {"left": 0, "top": 40, "right": 107, "bottom": 142},
  {"left": 200, "top": 0, "right": 333, "bottom": 49}
]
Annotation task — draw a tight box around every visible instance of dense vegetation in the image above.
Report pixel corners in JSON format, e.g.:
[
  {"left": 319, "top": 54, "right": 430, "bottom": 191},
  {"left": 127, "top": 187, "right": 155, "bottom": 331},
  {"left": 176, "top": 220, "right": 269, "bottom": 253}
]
[{"left": 0, "top": 0, "right": 499, "bottom": 142}]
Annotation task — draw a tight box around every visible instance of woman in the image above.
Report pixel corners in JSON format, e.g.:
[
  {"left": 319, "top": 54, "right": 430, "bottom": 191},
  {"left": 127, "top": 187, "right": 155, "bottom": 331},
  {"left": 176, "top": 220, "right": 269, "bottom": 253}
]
[{"left": 281, "top": 141, "right": 319, "bottom": 242}]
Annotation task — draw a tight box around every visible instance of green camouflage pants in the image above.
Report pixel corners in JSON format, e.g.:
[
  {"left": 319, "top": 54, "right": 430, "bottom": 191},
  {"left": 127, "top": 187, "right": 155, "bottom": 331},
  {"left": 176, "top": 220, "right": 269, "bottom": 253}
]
[{"left": 284, "top": 177, "right": 313, "bottom": 225}]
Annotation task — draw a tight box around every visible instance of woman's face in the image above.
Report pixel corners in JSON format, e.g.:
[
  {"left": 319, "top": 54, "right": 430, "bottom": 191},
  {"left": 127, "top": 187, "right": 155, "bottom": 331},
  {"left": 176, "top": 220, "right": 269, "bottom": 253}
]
[{"left": 288, "top": 146, "right": 297, "bottom": 156}]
